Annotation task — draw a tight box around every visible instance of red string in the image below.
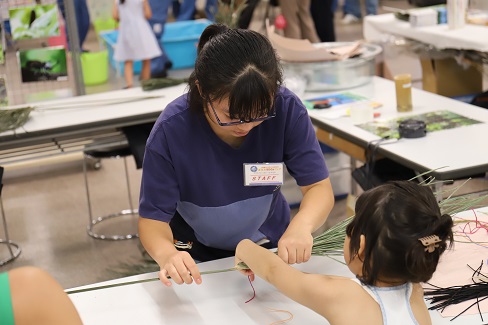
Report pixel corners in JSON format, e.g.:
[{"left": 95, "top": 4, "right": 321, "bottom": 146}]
[
  {"left": 453, "top": 210, "right": 488, "bottom": 249},
  {"left": 245, "top": 275, "right": 256, "bottom": 303},
  {"left": 459, "top": 210, "right": 488, "bottom": 235}
]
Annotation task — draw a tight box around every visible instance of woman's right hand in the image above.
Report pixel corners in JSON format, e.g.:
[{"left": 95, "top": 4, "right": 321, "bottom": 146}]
[{"left": 158, "top": 251, "right": 202, "bottom": 287}]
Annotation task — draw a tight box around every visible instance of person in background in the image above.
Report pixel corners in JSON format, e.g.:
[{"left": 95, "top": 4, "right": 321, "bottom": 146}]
[
  {"left": 147, "top": 0, "right": 174, "bottom": 78},
  {"left": 237, "top": 0, "right": 260, "bottom": 29},
  {"left": 341, "top": 0, "right": 378, "bottom": 24},
  {"left": 310, "top": 0, "right": 336, "bottom": 42},
  {"left": 112, "top": 0, "right": 162, "bottom": 88},
  {"left": 175, "top": 0, "right": 218, "bottom": 21},
  {"left": 0, "top": 267, "right": 83, "bottom": 325},
  {"left": 57, "top": 0, "right": 91, "bottom": 51},
  {"left": 237, "top": 0, "right": 280, "bottom": 30},
  {"left": 279, "top": 0, "right": 320, "bottom": 42},
  {"left": 236, "top": 180, "right": 453, "bottom": 324},
  {"left": 138, "top": 24, "right": 334, "bottom": 287}
]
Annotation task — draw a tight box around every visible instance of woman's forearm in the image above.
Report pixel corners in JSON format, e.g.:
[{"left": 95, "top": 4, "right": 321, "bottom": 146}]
[
  {"left": 138, "top": 217, "right": 177, "bottom": 267},
  {"left": 293, "top": 178, "right": 335, "bottom": 233}
]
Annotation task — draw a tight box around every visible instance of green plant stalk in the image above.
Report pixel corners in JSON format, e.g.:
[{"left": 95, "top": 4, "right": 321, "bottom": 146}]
[
  {"left": 214, "top": 0, "right": 247, "bottom": 28},
  {"left": 66, "top": 265, "right": 248, "bottom": 295}
]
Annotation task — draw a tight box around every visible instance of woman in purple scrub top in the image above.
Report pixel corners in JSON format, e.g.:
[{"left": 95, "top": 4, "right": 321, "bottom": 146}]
[{"left": 138, "top": 24, "right": 335, "bottom": 287}]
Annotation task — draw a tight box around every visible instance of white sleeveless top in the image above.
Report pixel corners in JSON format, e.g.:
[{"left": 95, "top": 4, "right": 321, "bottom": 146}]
[
  {"left": 351, "top": 278, "right": 419, "bottom": 325},
  {"left": 114, "top": 0, "right": 162, "bottom": 62}
]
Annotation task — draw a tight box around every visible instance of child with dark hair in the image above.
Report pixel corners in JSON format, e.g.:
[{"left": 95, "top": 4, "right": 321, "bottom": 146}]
[
  {"left": 236, "top": 180, "right": 454, "bottom": 324},
  {"left": 112, "top": 0, "right": 162, "bottom": 88},
  {"left": 139, "top": 23, "right": 335, "bottom": 287}
]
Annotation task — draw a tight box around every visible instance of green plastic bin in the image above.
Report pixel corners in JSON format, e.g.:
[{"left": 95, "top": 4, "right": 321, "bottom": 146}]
[
  {"left": 81, "top": 51, "right": 109, "bottom": 86},
  {"left": 93, "top": 17, "right": 119, "bottom": 37}
]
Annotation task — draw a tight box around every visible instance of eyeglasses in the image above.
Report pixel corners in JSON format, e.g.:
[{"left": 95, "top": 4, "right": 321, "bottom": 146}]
[{"left": 208, "top": 100, "right": 276, "bottom": 127}]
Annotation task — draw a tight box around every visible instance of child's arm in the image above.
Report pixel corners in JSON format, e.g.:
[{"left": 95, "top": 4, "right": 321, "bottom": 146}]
[
  {"left": 235, "top": 239, "right": 339, "bottom": 317},
  {"left": 10, "top": 267, "right": 83, "bottom": 325},
  {"left": 112, "top": 0, "right": 119, "bottom": 22},
  {"left": 143, "top": 0, "right": 152, "bottom": 20}
]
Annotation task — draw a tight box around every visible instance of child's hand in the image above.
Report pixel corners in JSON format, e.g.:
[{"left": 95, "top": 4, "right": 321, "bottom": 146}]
[{"left": 234, "top": 257, "right": 255, "bottom": 281}]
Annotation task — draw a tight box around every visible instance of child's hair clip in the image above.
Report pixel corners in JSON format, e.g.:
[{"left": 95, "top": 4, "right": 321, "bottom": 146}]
[{"left": 418, "top": 235, "right": 441, "bottom": 253}]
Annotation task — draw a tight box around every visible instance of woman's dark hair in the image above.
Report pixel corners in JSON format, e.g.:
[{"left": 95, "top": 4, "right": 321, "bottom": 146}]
[
  {"left": 188, "top": 24, "right": 283, "bottom": 121},
  {"left": 346, "top": 180, "right": 454, "bottom": 285}
]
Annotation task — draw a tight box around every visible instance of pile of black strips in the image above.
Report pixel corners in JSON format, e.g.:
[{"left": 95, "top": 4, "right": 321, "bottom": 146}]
[{"left": 424, "top": 261, "right": 488, "bottom": 322}]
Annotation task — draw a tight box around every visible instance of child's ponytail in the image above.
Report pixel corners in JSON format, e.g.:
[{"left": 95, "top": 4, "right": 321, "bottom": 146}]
[{"left": 405, "top": 214, "right": 454, "bottom": 283}]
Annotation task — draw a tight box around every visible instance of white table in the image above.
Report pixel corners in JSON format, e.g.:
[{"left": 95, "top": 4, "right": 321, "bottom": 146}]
[
  {"left": 68, "top": 253, "right": 488, "bottom": 324},
  {"left": 0, "top": 84, "right": 187, "bottom": 164},
  {"left": 68, "top": 256, "right": 345, "bottom": 324},
  {"left": 3, "top": 76, "right": 487, "bottom": 183},
  {"left": 363, "top": 13, "right": 488, "bottom": 52},
  {"left": 306, "top": 76, "right": 488, "bottom": 182},
  {"left": 363, "top": 13, "right": 487, "bottom": 98}
]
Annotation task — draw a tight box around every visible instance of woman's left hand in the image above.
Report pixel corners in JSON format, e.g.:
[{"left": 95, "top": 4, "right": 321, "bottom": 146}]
[
  {"left": 277, "top": 228, "right": 313, "bottom": 264},
  {"left": 277, "top": 178, "right": 334, "bottom": 264}
]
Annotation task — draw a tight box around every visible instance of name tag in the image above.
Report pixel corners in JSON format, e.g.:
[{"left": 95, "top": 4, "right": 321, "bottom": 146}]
[{"left": 243, "top": 163, "right": 284, "bottom": 186}]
